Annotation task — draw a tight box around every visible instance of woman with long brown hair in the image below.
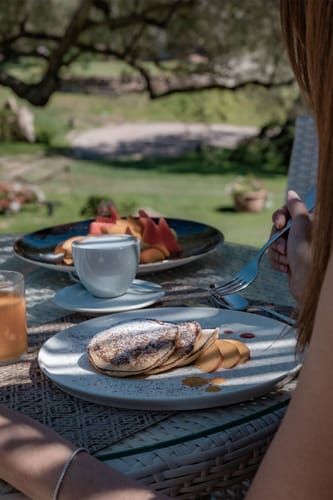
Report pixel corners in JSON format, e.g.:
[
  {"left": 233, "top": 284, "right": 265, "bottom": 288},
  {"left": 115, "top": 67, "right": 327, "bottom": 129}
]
[
  {"left": 246, "top": 1, "right": 333, "bottom": 498},
  {"left": 1, "top": 1, "right": 333, "bottom": 498}
]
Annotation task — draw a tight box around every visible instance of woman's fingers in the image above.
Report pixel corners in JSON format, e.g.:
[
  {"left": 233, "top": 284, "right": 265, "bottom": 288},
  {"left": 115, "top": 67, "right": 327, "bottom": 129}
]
[
  {"left": 269, "top": 190, "right": 313, "bottom": 301},
  {"left": 287, "top": 191, "right": 309, "bottom": 223},
  {"left": 272, "top": 205, "right": 290, "bottom": 230},
  {"left": 269, "top": 245, "right": 289, "bottom": 272},
  {"left": 269, "top": 203, "right": 290, "bottom": 272},
  {"left": 286, "top": 190, "right": 313, "bottom": 248}
]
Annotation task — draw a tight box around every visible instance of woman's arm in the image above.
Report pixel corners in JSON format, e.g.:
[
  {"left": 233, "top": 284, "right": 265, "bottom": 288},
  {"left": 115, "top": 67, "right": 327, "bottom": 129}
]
[
  {"left": 0, "top": 405, "right": 167, "bottom": 500},
  {"left": 245, "top": 249, "right": 333, "bottom": 499}
]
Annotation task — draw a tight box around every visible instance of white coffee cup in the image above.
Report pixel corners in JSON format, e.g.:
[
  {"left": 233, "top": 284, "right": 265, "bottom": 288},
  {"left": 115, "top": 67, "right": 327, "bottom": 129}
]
[{"left": 71, "top": 234, "right": 140, "bottom": 298}]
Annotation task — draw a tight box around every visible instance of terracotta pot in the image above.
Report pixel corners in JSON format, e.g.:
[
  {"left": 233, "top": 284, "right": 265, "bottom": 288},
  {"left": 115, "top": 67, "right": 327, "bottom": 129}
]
[
  {"left": 0, "top": 199, "right": 10, "bottom": 212},
  {"left": 233, "top": 189, "right": 267, "bottom": 213}
]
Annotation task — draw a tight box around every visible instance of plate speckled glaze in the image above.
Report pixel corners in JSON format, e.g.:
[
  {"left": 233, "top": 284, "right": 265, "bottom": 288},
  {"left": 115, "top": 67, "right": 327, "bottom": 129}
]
[
  {"left": 14, "top": 218, "right": 223, "bottom": 275},
  {"left": 38, "top": 307, "right": 300, "bottom": 411},
  {"left": 53, "top": 279, "right": 165, "bottom": 314}
]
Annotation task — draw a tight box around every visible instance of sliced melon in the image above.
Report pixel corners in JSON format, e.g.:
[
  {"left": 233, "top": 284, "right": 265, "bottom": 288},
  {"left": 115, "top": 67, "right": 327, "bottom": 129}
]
[
  {"left": 88, "top": 219, "right": 131, "bottom": 236},
  {"left": 107, "top": 203, "right": 121, "bottom": 222},
  {"left": 158, "top": 217, "right": 182, "bottom": 255},
  {"left": 194, "top": 343, "right": 222, "bottom": 373},
  {"left": 125, "top": 216, "right": 143, "bottom": 239},
  {"left": 215, "top": 339, "right": 241, "bottom": 369},
  {"left": 95, "top": 215, "right": 115, "bottom": 223},
  {"left": 140, "top": 247, "right": 167, "bottom": 263},
  {"left": 140, "top": 217, "right": 170, "bottom": 257},
  {"left": 138, "top": 209, "right": 150, "bottom": 218},
  {"left": 222, "top": 339, "right": 250, "bottom": 364}
]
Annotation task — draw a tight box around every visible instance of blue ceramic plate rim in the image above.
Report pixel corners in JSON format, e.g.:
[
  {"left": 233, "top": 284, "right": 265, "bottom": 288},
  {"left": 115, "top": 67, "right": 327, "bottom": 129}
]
[{"left": 13, "top": 217, "right": 224, "bottom": 274}]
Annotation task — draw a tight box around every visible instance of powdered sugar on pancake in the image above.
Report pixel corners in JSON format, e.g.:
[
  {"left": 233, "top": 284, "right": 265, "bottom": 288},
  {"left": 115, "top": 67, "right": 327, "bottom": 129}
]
[
  {"left": 146, "top": 321, "right": 202, "bottom": 374},
  {"left": 87, "top": 318, "right": 179, "bottom": 373}
]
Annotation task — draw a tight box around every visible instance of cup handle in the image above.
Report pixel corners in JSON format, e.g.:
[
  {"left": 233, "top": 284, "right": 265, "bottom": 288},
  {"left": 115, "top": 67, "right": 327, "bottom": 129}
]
[{"left": 69, "top": 271, "right": 81, "bottom": 283}]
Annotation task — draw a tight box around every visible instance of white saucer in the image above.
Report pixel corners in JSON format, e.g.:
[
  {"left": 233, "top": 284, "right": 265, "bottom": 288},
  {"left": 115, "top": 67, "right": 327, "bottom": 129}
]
[{"left": 53, "top": 279, "right": 165, "bottom": 314}]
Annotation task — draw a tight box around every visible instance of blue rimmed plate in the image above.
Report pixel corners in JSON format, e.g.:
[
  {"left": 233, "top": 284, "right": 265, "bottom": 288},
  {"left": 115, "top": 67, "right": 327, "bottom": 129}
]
[{"left": 14, "top": 218, "right": 224, "bottom": 274}]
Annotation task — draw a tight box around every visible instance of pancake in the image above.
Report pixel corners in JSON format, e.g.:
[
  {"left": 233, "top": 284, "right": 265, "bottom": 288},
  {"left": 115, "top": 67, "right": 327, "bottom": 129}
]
[
  {"left": 87, "top": 319, "right": 223, "bottom": 377},
  {"left": 87, "top": 318, "right": 181, "bottom": 375},
  {"left": 149, "top": 327, "right": 219, "bottom": 375},
  {"left": 145, "top": 321, "right": 202, "bottom": 374},
  {"left": 87, "top": 319, "right": 205, "bottom": 377},
  {"left": 88, "top": 357, "right": 151, "bottom": 378}
]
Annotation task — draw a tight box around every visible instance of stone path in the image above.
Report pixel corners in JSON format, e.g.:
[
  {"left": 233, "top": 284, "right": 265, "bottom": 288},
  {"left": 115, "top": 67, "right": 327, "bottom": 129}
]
[
  {"left": 69, "top": 122, "right": 258, "bottom": 159},
  {"left": 0, "top": 121, "right": 259, "bottom": 185}
]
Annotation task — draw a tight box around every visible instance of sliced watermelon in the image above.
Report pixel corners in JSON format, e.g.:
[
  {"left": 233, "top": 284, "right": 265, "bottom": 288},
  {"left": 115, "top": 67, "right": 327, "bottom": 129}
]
[
  {"left": 96, "top": 200, "right": 120, "bottom": 222},
  {"left": 138, "top": 209, "right": 150, "bottom": 218},
  {"left": 158, "top": 217, "right": 182, "bottom": 255},
  {"left": 89, "top": 210, "right": 182, "bottom": 262},
  {"left": 89, "top": 221, "right": 103, "bottom": 235},
  {"left": 140, "top": 217, "right": 169, "bottom": 257},
  {"left": 95, "top": 215, "right": 115, "bottom": 223},
  {"left": 88, "top": 221, "right": 112, "bottom": 235},
  {"left": 107, "top": 202, "right": 121, "bottom": 222},
  {"left": 97, "top": 200, "right": 109, "bottom": 216},
  {"left": 89, "top": 219, "right": 136, "bottom": 236}
]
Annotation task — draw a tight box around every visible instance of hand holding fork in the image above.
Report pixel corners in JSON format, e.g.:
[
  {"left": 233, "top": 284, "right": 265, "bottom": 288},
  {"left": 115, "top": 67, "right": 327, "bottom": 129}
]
[{"left": 211, "top": 187, "right": 316, "bottom": 298}]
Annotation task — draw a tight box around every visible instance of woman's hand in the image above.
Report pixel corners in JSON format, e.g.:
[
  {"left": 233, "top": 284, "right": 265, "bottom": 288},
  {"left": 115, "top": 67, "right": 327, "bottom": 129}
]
[{"left": 269, "top": 190, "right": 313, "bottom": 302}]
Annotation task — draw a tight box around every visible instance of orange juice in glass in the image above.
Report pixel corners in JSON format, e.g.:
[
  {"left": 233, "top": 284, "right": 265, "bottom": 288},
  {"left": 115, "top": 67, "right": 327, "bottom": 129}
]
[{"left": 0, "top": 271, "right": 27, "bottom": 365}]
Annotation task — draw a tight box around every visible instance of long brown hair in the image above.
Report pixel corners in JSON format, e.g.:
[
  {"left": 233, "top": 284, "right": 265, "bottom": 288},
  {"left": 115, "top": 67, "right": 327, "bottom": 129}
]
[{"left": 280, "top": 0, "right": 333, "bottom": 349}]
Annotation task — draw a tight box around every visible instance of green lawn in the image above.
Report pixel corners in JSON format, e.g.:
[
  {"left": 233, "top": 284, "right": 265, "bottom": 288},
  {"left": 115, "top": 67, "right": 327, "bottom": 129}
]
[
  {"left": 0, "top": 60, "right": 294, "bottom": 246},
  {"left": 0, "top": 150, "right": 287, "bottom": 247}
]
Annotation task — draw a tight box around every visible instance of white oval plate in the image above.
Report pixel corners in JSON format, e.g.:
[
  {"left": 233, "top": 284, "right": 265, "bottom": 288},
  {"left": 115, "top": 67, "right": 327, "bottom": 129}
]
[
  {"left": 53, "top": 279, "right": 165, "bottom": 314},
  {"left": 38, "top": 307, "right": 300, "bottom": 411}
]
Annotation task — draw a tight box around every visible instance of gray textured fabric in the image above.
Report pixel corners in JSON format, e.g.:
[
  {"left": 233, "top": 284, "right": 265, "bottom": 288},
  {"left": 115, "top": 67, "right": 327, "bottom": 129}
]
[
  {"left": 0, "top": 235, "right": 296, "bottom": 455},
  {"left": 0, "top": 317, "right": 172, "bottom": 454},
  {"left": 286, "top": 114, "right": 318, "bottom": 199}
]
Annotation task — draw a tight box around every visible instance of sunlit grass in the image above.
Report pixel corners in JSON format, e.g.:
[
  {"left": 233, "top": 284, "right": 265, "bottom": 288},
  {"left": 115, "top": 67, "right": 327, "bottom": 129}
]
[
  {"left": 0, "top": 152, "right": 287, "bottom": 247},
  {"left": 0, "top": 59, "right": 294, "bottom": 246}
]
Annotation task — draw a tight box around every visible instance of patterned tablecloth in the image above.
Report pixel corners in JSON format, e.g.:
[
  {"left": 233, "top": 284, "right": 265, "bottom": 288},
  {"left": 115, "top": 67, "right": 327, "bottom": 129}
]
[
  {"left": 1, "top": 235, "right": 296, "bottom": 325},
  {"left": 0, "top": 235, "right": 298, "bottom": 497}
]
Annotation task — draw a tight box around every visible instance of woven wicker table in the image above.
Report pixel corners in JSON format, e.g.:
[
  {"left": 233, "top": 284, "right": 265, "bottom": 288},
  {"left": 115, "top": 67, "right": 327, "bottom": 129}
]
[{"left": 0, "top": 234, "right": 298, "bottom": 500}]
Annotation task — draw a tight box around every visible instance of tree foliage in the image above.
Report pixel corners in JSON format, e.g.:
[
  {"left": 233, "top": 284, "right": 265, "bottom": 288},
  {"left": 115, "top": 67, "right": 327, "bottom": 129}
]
[{"left": 0, "top": 0, "right": 294, "bottom": 106}]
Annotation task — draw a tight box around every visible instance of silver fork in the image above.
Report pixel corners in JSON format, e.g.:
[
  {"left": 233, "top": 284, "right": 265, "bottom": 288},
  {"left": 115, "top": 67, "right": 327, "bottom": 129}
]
[{"left": 211, "top": 186, "right": 316, "bottom": 296}]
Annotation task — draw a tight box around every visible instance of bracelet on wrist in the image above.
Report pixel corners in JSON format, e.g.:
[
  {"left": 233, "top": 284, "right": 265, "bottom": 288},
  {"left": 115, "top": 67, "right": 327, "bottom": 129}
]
[{"left": 53, "top": 447, "right": 88, "bottom": 500}]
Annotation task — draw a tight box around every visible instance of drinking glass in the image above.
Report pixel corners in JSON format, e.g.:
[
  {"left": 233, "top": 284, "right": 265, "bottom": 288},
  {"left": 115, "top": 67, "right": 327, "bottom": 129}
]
[{"left": 0, "top": 271, "right": 27, "bottom": 365}]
